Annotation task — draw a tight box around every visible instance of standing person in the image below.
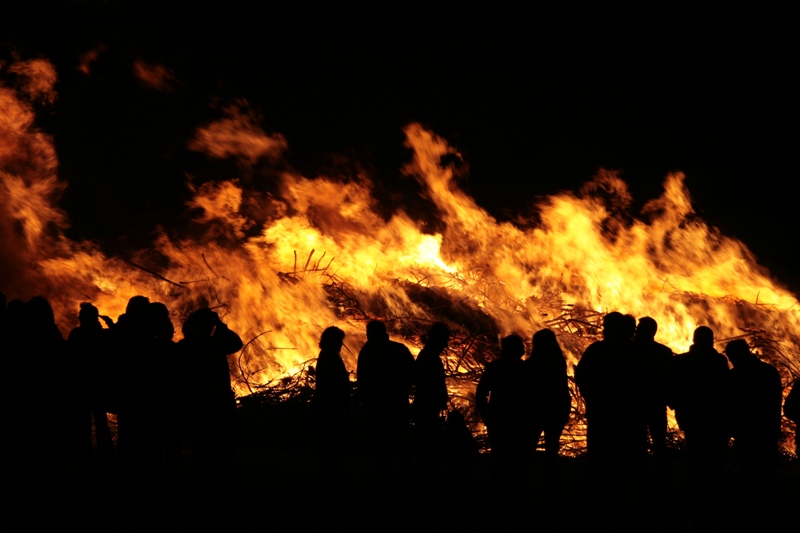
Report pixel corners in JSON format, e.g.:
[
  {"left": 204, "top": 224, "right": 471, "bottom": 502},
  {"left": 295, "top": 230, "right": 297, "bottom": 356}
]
[
  {"left": 113, "top": 299, "right": 178, "bottom": 487},
  {"left": 9, "top": 297, "right": 68, "bottom": 484},
  {"left": 412, "top": 322, "right": 450, "bottom": 442},
  {"left": 671, "top": 326, "right": 730, "bottom": 469},
  {"left": 575, "top": 312, "right": 644, "bottom": 471},
  {"left": 668, "top": 326, "right": 730, "bottom": 525},
  {"left": 110, "top": 296, "right": 149, "bottom": 466},
  {"left": 177, "top": 308, "right": 243, "bottom": 475},
  {"left": 356, "top": 320, "right": 415, "bottom": 455},
  {"left": 476, "top": 334, "right": 529, "bottom": 468},
  {"left": 632, "top": 317, "right": 673, "bottom": 461},
  {"left": 309, "top": 326, "right": 351, "bottom": 456},
  {"left": 724, "top": 339, "right": 782, "bottom": 484},
  {"left": 66, "top": 302, "right": 114, "bottom": 467},
  {"left": 527, "top": 328, "right": 571, "bottom": 460}
]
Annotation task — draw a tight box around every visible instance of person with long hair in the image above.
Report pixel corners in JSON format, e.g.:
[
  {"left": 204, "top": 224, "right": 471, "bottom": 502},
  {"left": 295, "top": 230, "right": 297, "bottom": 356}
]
[
  {"left": 412, "top": 322, "right": 450, "bottom": 462},
  {"left": 526, "top": 329, "right": 571, "bottom": 459},
  {"left": 310, "top": 326, "right": 351, "bottom": 453}
]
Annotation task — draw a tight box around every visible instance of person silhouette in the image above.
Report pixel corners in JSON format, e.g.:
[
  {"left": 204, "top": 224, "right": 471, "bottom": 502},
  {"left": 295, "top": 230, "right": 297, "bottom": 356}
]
[
  {"left": 310, "top": 326, "right": 351, "bottom": 455},
  {"left": 724, "top": 339, "right": 782, "bottom": 485},
  {"left": 575, "top": 311, "right": 644, "bottom": 469},
  {"left": 356, "top": 320, "right": 415, "bottom": 455},
  {"left": 527, "top": 328, "right": 571, "bottom": 460},
  {"left": 476, "top": 333, "right": 529, "bottom": 467},
  {"left": 66, "top": 302, "right": 114, "bottom": 466},
  {"left": 113, "top": 299, "right": 178, "bottom": 490},
  {"left": 9, "top": 297, "right": 69, "bottom": 486},
  {"left": 632, "top": 316, "right": 673, "bottom": 461},
  {"left": 412, "top": 322, "right": 450, "bottom": 448},
  {"left": 671, "top": 326, "right": 730, "bottom": 470},
  {"left": 177, "top": 307, "right": 243, "bottom": 474}
]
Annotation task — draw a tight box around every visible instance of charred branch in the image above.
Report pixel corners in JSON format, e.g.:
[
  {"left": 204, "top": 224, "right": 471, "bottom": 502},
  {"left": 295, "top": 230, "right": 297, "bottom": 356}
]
[{"left": 123, "top": 259, "right": 185, "bottom": 288}]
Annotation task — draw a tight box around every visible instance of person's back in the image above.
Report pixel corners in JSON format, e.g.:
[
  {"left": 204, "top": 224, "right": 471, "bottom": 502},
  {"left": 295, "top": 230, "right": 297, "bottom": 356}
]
[
  {"left": 357, "top": 321, "right": 414, "bottom": 450},
  {"left": 672, "top": 326, "right": 729, "bottom": 470},
  {"left": 725, "top": 340, "right": 782, "bottom": 476},
  {"left": 729, "top": 358, "right": 781, "bottom": 438},
  {"left": 632, "top": 317, "right": 673, "bottom": 457},
  {"left": 575, "top": 312, "right": 644, "bottom": 465},
  {"left": 527, "top": 329, "right": 571, "bottom": 457},
  {"left": 67, "top": 303, "right": 114, "bottom": 462},
  {"left": 412, "top": 322, "right": 450, "bottom": 433},
  {"left": 673, "top": 344, "right": 728, "bottom": 436},
  {"left": 476, "top": 334, "right": 529, "bottom": 460},
  {"left": 310, "top": 326, "right": 351, "bottom": 453},
  {"left": 576, "top": 340, "right": 636, "bottom": 422},
  {"left": 177, "top": 308, "right": 242, "bottom": 472}
]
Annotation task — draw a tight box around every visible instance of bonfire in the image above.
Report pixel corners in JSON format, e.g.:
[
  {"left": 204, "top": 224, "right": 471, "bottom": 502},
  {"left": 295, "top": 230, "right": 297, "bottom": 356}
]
[{"left": 2, "top": 57, "right": 799, "bottom": 455}]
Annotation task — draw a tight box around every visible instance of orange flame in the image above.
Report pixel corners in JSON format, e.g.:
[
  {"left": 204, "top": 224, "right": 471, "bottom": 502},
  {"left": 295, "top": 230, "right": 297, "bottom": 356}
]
[{"left": 2, "top": 59, "right": 799, "bottom": 453}]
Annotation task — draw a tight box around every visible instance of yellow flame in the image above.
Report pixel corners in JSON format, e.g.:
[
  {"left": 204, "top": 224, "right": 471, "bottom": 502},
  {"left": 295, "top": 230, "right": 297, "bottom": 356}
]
[{"left": 2, "top": 58, "right": 800, "bottom": 419}]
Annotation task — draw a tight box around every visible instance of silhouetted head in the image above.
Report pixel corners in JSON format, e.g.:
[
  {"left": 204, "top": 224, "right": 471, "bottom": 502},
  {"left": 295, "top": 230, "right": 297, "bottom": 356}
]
[
  {"left": 24, "top": 296, "right": 56, "bottom": 329},
  {"left": 692, "top": 326, "right": 714, "bottom": 348},
  {"left": 78, "top": 302, "right": 100, "bottom": 328},
  {"left": 125, "top": 295, "right": 151, "bottom": 317},
  {"left": 319, "top": 326, "right": 345, "bottom": 353},
  {"left": 532, "top": 328, "right": 562, "bottom": 358},
  {"left": 500, "top": 333, "right": 525, "bottom": 360},
  {"left": 635, "top": 316, "right": 658, "bottom": 341},
  {"left": 622, "top": 314, "right": 637, "bottom": 340},
  {"left": 182, "top": 308, "right": 219, "bottom": 340},
  {"left": 366, "top": 320, "right": 389, "bottom": 343},
  {"left": 150, "top": 302, "right": 174, "bottom": 340},
  {"left": 602, "top": 312, "right": 627, "bottom": 342},
  {"left": 423, "top": 322, "right": 450, "bottom": 352},
  {"left": 724, "top": 339, "right": 751, "bottom": 366}
]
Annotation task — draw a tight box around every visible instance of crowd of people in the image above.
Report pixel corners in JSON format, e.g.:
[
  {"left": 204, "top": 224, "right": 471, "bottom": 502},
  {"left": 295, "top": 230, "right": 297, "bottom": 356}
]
[
  {"left": 574, "top": 312, "right": 783, "bottom": 486},
  {"left": 0, "top": 292, "right": 795, "bottom": 508},
  {"left": 310, "top": 312, "right": 791, "bottom": 498},
  {"left": 0, "top": 292, "right": 243, "bottom": 497}
]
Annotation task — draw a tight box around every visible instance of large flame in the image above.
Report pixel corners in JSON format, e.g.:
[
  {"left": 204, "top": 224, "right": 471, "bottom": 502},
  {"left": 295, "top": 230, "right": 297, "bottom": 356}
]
[{"left": 2, "top": 58, "right": 799, "bottom": 451}]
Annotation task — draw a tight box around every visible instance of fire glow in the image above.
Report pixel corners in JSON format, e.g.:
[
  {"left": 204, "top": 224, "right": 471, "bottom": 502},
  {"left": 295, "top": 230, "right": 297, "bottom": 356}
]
[{"left": 2, "top": 58, "right": 799, "bottom": 452}]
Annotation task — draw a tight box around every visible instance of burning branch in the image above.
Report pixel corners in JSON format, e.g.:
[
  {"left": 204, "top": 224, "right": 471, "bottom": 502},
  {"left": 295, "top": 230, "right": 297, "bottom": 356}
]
[
  {"left": 123, "top": 259, "right": 185, "bottom": 288},
  {"left": 202, "top": 253, "right": 231, "bottom": 282},
  {"left": 279, "top": 249, "right": 336, "bottom": 284},
  {"left": 236, "top": 330, "right": 272, "bottom": 394}
]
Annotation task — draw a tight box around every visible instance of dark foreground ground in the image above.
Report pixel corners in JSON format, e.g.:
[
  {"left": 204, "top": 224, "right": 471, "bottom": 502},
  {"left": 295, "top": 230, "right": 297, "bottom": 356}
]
[{"left": 3, "top": 409, "right": 800, "bottom": 532}]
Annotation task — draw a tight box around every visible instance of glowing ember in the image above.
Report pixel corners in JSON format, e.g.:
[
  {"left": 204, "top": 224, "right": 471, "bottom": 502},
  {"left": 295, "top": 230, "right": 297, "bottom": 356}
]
[{"left": 2, "top": 58, "right": 799, "bottom": 453}]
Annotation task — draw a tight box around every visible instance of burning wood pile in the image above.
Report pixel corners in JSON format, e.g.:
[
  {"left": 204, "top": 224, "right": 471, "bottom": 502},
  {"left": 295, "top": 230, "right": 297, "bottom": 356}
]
[
  {"left": 3, "top": 57, "right": 800, "bottom": 457},
  {"left": 232, "top": 254, "right": 800, "bottom": 456}
]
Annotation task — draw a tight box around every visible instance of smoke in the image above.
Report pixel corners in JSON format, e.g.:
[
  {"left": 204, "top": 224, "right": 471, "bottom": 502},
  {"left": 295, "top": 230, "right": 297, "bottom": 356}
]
[
  {"left": 132, "top": 58, "right": 178, "bottom": 93},
  {"left": 7, "top": 58, "right": 57, "bottom": 105},
  {"left": 188, "top": 100, "right": 287, "bottom": 163},
  {"left": 77, "top": 44, "right": 108, "bottom": 76}
]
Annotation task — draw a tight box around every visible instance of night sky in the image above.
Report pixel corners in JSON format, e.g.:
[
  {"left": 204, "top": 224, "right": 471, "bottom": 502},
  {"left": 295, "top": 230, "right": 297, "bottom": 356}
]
[{"left": 4, "top": 2, "right": 799, "bottom": 291}]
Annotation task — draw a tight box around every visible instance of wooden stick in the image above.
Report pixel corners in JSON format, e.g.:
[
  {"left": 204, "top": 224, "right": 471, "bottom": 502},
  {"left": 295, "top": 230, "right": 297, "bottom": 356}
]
[{"left": 123, "top": 259, "right": 184, "bottom": 288}]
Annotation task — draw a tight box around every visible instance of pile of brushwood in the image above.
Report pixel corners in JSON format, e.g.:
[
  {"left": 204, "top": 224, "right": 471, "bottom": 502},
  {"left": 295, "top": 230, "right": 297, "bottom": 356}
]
[{"left": 234, "top": 271, "right": 800, "bottom": 456}]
